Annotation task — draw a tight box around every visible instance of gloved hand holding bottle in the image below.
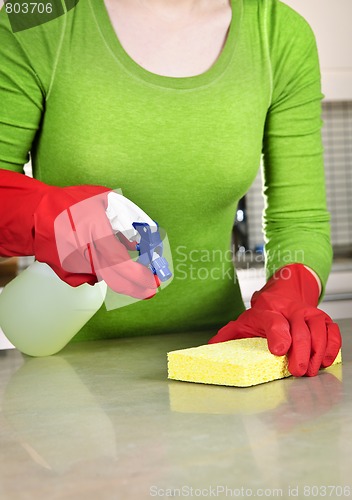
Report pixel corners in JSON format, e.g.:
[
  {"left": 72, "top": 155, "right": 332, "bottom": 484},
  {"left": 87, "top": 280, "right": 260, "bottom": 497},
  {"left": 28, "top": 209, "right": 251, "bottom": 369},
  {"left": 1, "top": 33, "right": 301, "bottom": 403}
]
[
  {"left": 0, "top": 169, "right": 158, "bottom": 300},
  {"left": 209, "top": 264, "right": 342, "bottom": 377},
  {"left": 0, "top": 168, "right": 174, "bottom": 356}
]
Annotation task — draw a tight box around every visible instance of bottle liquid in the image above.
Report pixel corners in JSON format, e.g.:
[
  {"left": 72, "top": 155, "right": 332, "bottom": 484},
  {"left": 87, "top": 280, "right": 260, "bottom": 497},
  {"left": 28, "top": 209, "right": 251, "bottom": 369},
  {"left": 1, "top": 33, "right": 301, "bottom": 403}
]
[{"left": 0, "top": 261, "right": 107, "bottom": 357}]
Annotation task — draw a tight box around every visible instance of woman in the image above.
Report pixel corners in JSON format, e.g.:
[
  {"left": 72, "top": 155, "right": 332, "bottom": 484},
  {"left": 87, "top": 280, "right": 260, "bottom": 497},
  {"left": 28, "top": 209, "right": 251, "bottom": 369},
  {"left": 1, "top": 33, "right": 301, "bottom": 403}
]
[{"left": 0, "top": 0, "right": 341, "bottom": 376}]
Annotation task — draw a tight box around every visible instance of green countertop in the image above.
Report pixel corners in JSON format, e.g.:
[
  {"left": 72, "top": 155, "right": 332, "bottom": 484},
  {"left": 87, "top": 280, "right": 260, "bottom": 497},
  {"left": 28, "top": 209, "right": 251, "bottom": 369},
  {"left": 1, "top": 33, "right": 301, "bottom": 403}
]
[{"left": 0, "top": 319, "right": 351, "bottom": 499}]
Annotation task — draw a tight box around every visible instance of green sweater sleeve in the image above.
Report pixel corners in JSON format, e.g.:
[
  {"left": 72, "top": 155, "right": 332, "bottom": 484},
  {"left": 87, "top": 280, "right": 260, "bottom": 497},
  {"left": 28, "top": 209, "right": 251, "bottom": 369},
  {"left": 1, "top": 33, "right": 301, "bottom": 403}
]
[{"left": 262, "top": 0, "right": 332, "bottom": 297}]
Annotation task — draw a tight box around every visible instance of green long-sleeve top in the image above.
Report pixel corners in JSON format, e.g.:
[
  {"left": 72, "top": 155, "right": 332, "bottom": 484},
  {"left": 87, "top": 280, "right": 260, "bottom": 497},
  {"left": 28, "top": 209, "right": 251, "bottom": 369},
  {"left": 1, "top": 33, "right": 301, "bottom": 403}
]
[{"left": 0, "top": 0, "right": 332, "bottom": 340}]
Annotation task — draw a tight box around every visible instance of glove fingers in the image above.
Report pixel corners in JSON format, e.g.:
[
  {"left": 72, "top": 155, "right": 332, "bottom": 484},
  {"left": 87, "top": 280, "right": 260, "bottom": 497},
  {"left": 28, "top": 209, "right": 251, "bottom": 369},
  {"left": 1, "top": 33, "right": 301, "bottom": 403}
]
[
  {"left": 92, "top": 232, "right": 134, "bottom": 268},
  {"left": 90, "top": 211, "right": 158, "bottom": 289},
  {"left": 116, "top": 231, "right": 139, "bottom": 251},
  {"left": 305, "top": 315, "right": 328, "bottom": 377},
  {"left": 322, "top": 321, "right": 342, "bottom": 368},
  {"left": 95, "top": 250, "right": 157, "bottom": 296},
  {"left": 287, "top": 315, "right": 311, "bottom": 377},
  {"left": 208, "top": 309, "right": 263, "bottom": 344},
  {"left": 54, "top": 199, "right": 117, "bottom": 274},
  {"left": 209, "top": 309, "right": 291, "bottom": 356},
  {"left": 54, "top": 209, "right": 93, "bottom": 274},
  {"left": 97, "top": 263, "right": 157, "bottom": 299},
  {"left": 262, "top": 311, "right": 291, "bottom": 356},
  {"left": 56, "top": 202, "right": 157, "bottom": 295},
  {"left": 92, "top": 233, "right": 157, "bottom": 292}
]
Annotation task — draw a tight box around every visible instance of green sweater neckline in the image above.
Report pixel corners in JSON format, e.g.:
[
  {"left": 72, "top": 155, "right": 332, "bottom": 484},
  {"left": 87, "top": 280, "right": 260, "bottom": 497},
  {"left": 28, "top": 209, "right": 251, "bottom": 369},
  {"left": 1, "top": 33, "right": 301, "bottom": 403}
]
[{"left": 89, "top": 0, "right": 243, "bottom": 90}]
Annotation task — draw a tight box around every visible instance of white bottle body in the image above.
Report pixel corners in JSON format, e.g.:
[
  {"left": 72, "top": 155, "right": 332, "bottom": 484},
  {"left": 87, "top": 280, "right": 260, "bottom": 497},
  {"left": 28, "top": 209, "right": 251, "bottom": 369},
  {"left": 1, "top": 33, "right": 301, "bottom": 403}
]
[{"left": 0, "top": 261, "right": 107, "bottom": 356}]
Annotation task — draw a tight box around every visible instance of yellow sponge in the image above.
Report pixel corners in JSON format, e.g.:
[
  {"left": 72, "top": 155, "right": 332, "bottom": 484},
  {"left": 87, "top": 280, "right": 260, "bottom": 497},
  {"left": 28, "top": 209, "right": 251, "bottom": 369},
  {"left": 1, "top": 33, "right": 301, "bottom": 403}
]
[{"left": 167, "top": 338, "right": 342, "bottom": 387}]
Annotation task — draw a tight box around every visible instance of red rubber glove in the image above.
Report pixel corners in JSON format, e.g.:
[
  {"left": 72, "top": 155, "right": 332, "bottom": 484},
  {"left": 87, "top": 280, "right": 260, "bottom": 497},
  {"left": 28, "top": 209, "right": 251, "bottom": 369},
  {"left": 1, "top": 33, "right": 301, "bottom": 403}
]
[
  {"left": 209, "top": 264, "right": 342, "bottom": 377},
  {"left": 0, "top": 169, "right": 157, "bottom": 299}
]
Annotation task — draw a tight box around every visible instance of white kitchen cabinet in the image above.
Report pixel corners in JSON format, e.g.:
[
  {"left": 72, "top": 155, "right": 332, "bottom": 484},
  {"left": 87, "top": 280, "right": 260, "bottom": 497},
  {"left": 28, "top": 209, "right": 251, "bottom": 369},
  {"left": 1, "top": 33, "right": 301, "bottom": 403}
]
[{"left": 282, "top": 0, "right": 352, "bottom": 101}]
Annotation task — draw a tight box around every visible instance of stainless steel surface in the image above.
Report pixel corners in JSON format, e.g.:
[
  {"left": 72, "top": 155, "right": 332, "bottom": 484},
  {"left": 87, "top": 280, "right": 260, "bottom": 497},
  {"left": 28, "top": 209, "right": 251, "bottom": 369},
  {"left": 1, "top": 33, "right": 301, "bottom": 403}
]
[{"left": 0, "top": 320, "right": 351, "bottom": 499}]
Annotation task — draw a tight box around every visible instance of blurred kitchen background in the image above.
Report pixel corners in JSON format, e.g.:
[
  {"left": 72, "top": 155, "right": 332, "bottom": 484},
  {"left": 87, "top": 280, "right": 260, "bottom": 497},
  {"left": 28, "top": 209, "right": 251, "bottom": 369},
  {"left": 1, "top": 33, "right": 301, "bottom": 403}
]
[
  {"left": 0, "top": 0, "right": 351, "bottom": 346},
  {"left": 237, "top": 101, "right": 352, "bottom": 259}
]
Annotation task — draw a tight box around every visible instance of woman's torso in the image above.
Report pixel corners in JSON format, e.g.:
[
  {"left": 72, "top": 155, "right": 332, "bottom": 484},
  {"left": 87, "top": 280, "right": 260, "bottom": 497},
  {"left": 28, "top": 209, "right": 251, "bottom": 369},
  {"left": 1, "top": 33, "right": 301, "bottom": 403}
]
[{"left": 0, "top": 0, "right": 272, "bottom": 340}]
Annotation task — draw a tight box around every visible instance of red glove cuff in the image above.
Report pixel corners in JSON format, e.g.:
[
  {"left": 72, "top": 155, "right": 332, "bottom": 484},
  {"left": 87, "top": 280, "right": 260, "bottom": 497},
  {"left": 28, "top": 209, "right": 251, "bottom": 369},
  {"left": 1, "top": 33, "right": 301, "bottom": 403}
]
[{"left": 251, "top": 264, "right": 320, "bottom": 309}]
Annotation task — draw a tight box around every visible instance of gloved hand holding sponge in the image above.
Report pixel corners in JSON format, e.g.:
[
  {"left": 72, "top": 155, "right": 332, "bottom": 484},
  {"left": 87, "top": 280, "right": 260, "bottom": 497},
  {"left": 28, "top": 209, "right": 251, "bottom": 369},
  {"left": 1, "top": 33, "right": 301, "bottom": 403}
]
[{"left": 209, "top": 263, "right": 342, "bottom": 377}]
